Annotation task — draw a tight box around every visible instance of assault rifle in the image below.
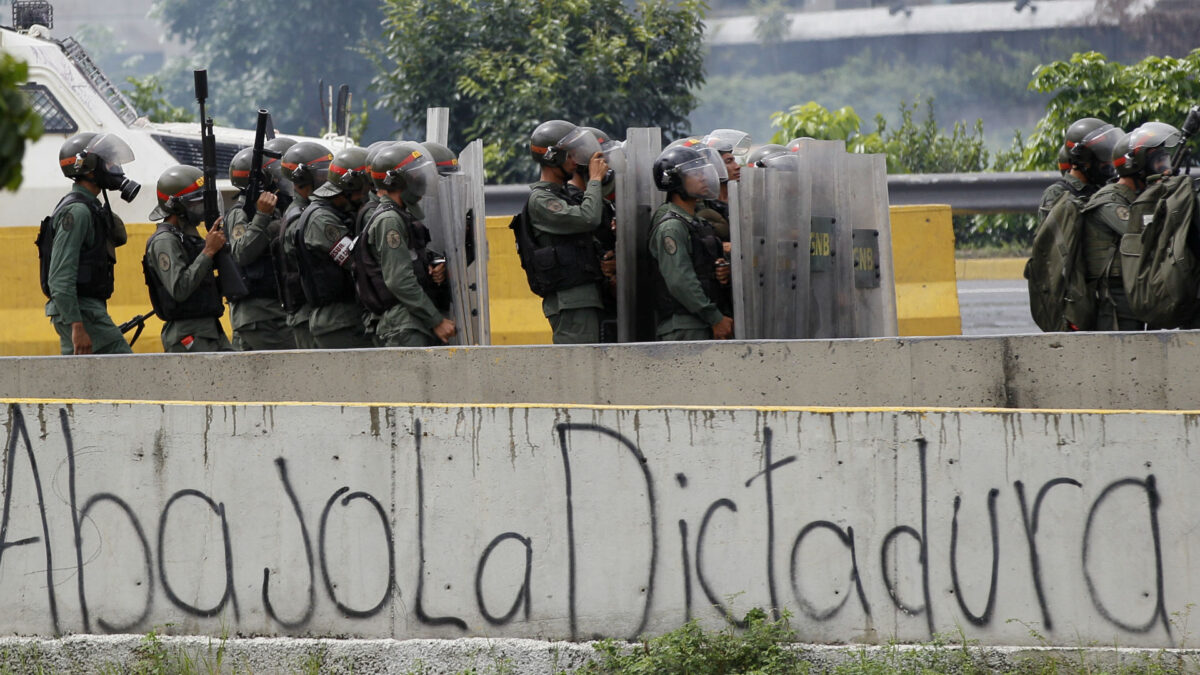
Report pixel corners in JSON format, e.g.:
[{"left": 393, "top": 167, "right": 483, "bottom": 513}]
[
  {"left": 242, "top": 109, "right": 282, "bottom": 219},
  {"left": 118, "top": 310, "right": 156, "bottom": 347},
  {"left": 1170, "top": 106, "right": 1200, "bottom": 176},
  {"left": 193, "top": 69, "right": 249, "bottom": 299}
]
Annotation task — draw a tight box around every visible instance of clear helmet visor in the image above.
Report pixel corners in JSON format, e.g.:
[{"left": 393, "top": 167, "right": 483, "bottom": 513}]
[
  {"left": 399, "top": 151, "right": 438, "bottom": 198},
  {"left": 1130, "top": 122, "right": 1183, "bottom": 152},
  {"left": 706, "top": 129, "right": 753, "bottom": 160},
  {"left": 85, "top": 133, "right": 135, "bottom": 166},
  {"left": 760, "top": 153, "right": 801, "bottom": 171},
  {"left": 1080, "top": 125, "right": 1121, "bottom": 164},
  {"left": 697, "top": 146, "right": 728, "bottom": 182},
  {"left": 559, "top": 127, "right": 602, "bottom": 166},
  {"left": 601, "top": 139, "right": 627, "bottom": 174},
  {"left": 677, "top": 156, "right": 719, "bottom": 199}
]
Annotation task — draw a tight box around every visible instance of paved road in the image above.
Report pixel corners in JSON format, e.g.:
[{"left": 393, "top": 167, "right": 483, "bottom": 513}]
[{"left": 957, "top": 279, "right": 1040, "bottom": 336}]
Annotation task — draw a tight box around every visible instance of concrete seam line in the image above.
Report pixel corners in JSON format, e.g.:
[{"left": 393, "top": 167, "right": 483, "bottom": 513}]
[{"left": 2, "top": 397, "right": 1199, "bottom": 417}]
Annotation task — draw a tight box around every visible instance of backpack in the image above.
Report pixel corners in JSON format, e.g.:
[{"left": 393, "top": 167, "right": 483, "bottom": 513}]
[
  {"left": 509, "top": 204, "right": 552, "bottom": 298},
  {"left": 1120, "top": 175, "right": 1200, "bottom": 328},
  {"left": 1024, "top": 185, "right": 1095, "bottom": 331}
]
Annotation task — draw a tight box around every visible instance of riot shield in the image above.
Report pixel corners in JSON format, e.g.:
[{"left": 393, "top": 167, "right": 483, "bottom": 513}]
[
  {"left": 426, "top": 107, "right": 450, "bottom": 146},
  {"left": 791, "top": 139, "right": 846, "bottom": 338},
  {"left": 431, "top": 171, "right": 471, "bottom": 345},
  {"left": 458, "top": 139, "right": 490, "bottom": 344},
  {"left": 838, "top": 152, "right": 897, "bottom": 336},
  {"left": 615, "top": 127, "right": 663, "bottom": 342},
  {"left": 730, "top": 167, "right": 765, "bottom": 338},
  {"left": 757, "top": 155, "right": 812, "bottom": 338}
]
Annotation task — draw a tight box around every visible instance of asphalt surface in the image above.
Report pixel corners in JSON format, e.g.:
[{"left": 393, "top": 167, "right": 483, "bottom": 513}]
[{"left": 957, "top": 278, "right": 1040, "bottom": 336}]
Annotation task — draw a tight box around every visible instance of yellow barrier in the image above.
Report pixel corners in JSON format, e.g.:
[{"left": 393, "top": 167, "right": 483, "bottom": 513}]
[
  {"left": 889, "top": 204, "right": 962, "bottom": 337},
  {"left": 1, "top": 205, "right": 959, "bottom": 354}
]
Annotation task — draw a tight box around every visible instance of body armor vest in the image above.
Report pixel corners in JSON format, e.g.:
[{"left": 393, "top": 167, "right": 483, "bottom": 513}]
[
  {"left": 292, "top": 201, "right": 357, "bottom": 307},
  {"left": 355, "top": 201, "right": 448, "bottom": 315},
  {"left": 511, "top": 184, "right": 604, "bottom": 298},
  {"left": 142, "top": 224, "right": 224, "bottom": 321},
  {"left": 228, "top": 198, "right": 281, "bottom": 301},
  {"left": 651, "top": 212, "right": 724, "bottom": 320},
  {"left": 275, "top": 200, "right": 307, "bottom": 312},
  {"left": 37, "top": 192, "right": 115, "bottom": 301}
]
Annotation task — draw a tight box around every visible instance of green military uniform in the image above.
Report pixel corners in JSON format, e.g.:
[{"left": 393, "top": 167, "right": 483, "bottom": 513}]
[
  {"left": 366, "top": 195, "right": 445, "bottom": 347},
  {"left": 1037, "top": 174, "right": 1092, "bottom": 225},
  {"left": 1082, "top": 182, "right": 1143, "bottom": 331},
  {"left": 44, "top": 184, "right": 132, "bottom": 355},
  {"left": 648, "top": 202, "right": 726, "bottom": 341},
  {"left": 226, "top": 198, "right": 295, "bottom": 351},
  {"left": 302, "top": 196, "right": 372, "bottom": 348},
  {"left": 357, "top": 193, "right": 385, "bottom": 346},
  {"left": 283, "top": 194, "right": 317, "bottom": 349},
  {"left": 528, "top": 179, "right": 604, "bottom": 344},
  {"left": 146, "top": 223, "right": 234, "bottom": 352}
]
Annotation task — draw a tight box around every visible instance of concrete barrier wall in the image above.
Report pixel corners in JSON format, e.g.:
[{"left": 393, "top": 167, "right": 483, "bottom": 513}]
[
  {"left": 2, "top": 332, "right": 1200, "bottom": 410},
  {"left": 1, "top": 399, "right": 1195, "bottom": 647}
]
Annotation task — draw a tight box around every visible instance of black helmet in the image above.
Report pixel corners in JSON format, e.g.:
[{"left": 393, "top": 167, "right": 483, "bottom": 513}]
[
  {"left": 530, "top": 120, "right": 578, "bottom": 168},
  {"left": 229, "top": 147, "right": 255, "bottom": 191},
  {"left": 653, "top": 145, "right": 719, "bottom": 199},
  {"left": 314, "top": 146, "right": 370, "bottom": 198},
  {"left": 422, "top": 141, "right": 461, "bottom": 175},
  {"left": 371, "top": 141, "right": 437, "bottom": 204},
  {"left": 281, "top": 141, "right": 333, "bottom": 189},
  {"left": 1123, "top": 122, "right": 1183, "bottom": 178},
  {"left": 1066, "top": 121, "right": 1120, "bottom": 183},
  {"left": 149, "top": 164, "right": 205, "bottom": 223},
  {"left": 59, "top": 132, "right": 98, "bottom": 178},
  {"left": 746, "top": 143, "right": 789, "bottom": 167}
]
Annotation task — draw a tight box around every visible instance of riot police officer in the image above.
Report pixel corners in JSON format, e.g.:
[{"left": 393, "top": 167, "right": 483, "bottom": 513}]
[
  {"left": 295, "top": 146, "right": 373, "bottom": 349},
  {"left": 225, "top": 137, "right": 296, "bottom": 350},
  {"left": 422, "top": 141, "right": 461, "bottom": 176},
  {"left": 278, "top": 141, "right": 333, "bottom": 349},
  {"left": 358, "top": 142, "right": 456, "bottom": 347},
  {"left": 524, "top": 120, "right": 609, "bottom": 344},
  {"left": 143, "top": 165, "right": 233, "bottom": 352},
  {"left": 1081, "top": 126, "right": 1147, "bottom": 331},
  {"left": 648, "top": 145, "right": 733, "bottom": 341},
  {"left": 1038, "top": 118, "right": 1118, "bottom": 224},
  {"left": 39, "top": 132, "right": 139, "bottom": 355}
]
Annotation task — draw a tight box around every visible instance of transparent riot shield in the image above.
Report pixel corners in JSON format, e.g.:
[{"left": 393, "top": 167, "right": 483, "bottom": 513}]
[
  {"left": 757, "top": 155, "right": 812, "bottom": 338},
  {"left": 615, "top": 127, "right": 663, "bottom": 342},
  {"left": 459, "top": 139, "right": 490, "bottom": 344},
  {"left": 432, "top": 170, "right": 472, "bottom": 345},
  {"left": 838, "top": 152, "right": 897, "bottom": 336},
  {"left": 791, "top": 139, "right": 847, "bottom": 338},
  {"left": 730, "top": 167, "right": 765, "bottom": 338}
]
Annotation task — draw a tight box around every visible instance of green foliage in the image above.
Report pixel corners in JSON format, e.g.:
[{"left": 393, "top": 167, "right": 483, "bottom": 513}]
[
  {"left": 149, "top": 0, "right": 383, "bottom": 137},
  {"left": 124, "top": 74, "right": 195, "bottom": 123},
  {"left": 374, "top": 0, "right": 707, "bottom": 183},
  {"left": 0, "top": 53, "right": 43, "bottom": 192},
  {"left": 578, "top": 608, "right": 805, "bottom": 675},
  {"left": 769, "top": 98, "right": 988, "bottom": 175},
  {"left": 1014, "top": 49, "right": 1200, "bottom": 171}
]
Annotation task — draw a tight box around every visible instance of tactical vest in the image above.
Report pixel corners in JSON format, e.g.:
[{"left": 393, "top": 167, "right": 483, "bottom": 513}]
[
  {"left": 227, "top": 198, "right": 281, "bottom": 301},
  {"left": 564, "top": 183, "right": 616, "bottom": 250},
  {"left": 510, "top": 185, "right": 603, "bottom": 298},
  {"left": 36, "top": 192, "right": 115, "bottom": 301},
  {"left": 142, "top": 224, "right": 224, "bottom": 321},
  {"left": 292, "top": 201, "right": 357, "bottom": 308},
  {"left": 651, "top": 211, "right": 724, "bottom": 320},
  {"left": 354, "top": 201, "right": 448, "bottom": 315},
  {"left": 275, "top": 200, "right": 307, "bottom": 312}
]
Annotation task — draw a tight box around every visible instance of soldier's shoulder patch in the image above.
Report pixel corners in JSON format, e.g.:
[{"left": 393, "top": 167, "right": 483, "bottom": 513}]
[
  {"left": 1115, "top": 205, "right": 1131, "bottom": 222},
  {"left": 157, "top": 251, "right": 171, "bottom": 272},
  {"left": 60, "top": 210, "right": 74, "bottom": 232},
  {"left": 546, "top": 199, "right": 565, "bottom": 213},
  {"left": 324, "top": 223, "right": 341, "bottom": 242},
  {"left": 663, "top": 236, "right": 677, "bottom": 255},
  {"left": 386, "top": 228, "right": 402, "bottom": 249},
  {"left": 231, "top": 223, "right": 247, "bottom": 241}
]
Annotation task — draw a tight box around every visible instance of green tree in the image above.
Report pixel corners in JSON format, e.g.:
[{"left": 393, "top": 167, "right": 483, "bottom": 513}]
[
  {"left": 149, "top": 0, "right": 384, "bottom": 137},
  {"left": 0, "top": 54, "right": 44, "bottom": 191},
  {"left": 374, "top": 0, "right": 708, "bottom": 183},
  {"left": 124, "top": 74, "right": 194, "bottom": 123},
  {"left": 1013, "top": 49, "right": 1200, "bottom": 171}
]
